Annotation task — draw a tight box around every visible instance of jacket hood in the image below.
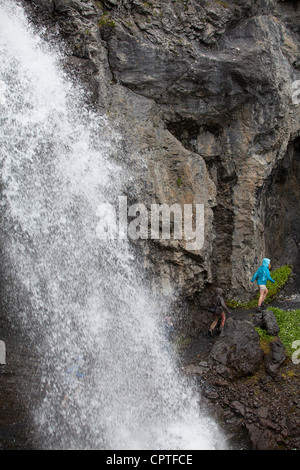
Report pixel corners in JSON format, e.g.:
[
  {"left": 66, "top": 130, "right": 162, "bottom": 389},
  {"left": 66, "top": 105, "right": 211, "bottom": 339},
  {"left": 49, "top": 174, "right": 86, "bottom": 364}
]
[
  {"left": 262, "top": 258, "right": 270, "bottom": 267},
  {"left": 215, "top": 288, "right": 224, "bottom": 295}
]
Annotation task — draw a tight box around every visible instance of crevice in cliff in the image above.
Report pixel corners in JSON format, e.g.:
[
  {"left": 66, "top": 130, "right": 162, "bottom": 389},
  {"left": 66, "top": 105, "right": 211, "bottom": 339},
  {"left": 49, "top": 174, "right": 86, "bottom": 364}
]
[
  {"left": 165, "top": 117, "right": 236, "bottom": 292},
  {"left": 261, "top": 135, "right": 300, "bottom": 276},
  {"left": 210, "top": 164, "right": 237, "bottom": 291},
  {"left": 166, "top": 119, "right": 223, "bottom": 154},
  {"left": 166, "top": 118, "right": 200, "bottom": 153}
]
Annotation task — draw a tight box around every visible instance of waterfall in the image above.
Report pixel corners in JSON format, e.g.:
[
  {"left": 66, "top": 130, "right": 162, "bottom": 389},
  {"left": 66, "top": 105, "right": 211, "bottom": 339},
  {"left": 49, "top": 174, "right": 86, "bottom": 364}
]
[{"left": 0, "top": 0, "right": 225, "bottom": 450}]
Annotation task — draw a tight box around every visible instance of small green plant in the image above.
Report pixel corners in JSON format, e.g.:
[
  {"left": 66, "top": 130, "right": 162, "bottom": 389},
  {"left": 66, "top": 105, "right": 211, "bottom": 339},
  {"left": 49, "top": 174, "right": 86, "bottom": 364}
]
[
  {"left": 176, "top": 177, "right": 183, "bottom": 188},
  {"left": 226, "top": 298, "right": 255, "bottom": 310},
  {"left": 98, "top": 12, "right": 116, "bottom": 28}
]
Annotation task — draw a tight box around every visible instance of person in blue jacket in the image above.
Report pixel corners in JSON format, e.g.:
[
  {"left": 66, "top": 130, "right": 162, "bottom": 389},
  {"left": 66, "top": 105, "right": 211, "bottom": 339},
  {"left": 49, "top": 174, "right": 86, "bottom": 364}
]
[{"left": 250, "top": 258, "right": 275, "bottom": 311}]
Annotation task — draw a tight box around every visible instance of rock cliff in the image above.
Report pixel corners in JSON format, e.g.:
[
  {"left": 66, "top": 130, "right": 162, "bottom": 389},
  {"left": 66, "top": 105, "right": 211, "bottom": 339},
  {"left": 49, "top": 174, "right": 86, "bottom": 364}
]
[{"left": 20, "top": 0, "right": 300, "bottom": 305}]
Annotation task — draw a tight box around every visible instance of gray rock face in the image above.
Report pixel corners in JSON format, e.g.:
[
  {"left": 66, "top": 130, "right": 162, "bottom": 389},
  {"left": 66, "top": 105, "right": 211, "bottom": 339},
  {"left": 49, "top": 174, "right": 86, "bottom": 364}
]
[
  {"left": 0, "top": 340, "right": 5, "bottom": 365},
  {"left": 21, "top": 0, "right": 300, "bottom": 302}
]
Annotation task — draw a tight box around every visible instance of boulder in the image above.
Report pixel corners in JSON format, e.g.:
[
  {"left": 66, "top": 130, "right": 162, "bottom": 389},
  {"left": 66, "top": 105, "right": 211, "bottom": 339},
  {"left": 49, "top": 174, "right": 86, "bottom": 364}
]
[
  {"left": 264, "top": 338, "right": 286, "bottom": 377},
  {"left": 253, "top": 309, "right": 280, "bottom": 336},
  {"left": 262, "top": 310, "right": 280, "bottom": 336},
  {"left": 209, "top": 318, "right": 263, "bottom": 378}
]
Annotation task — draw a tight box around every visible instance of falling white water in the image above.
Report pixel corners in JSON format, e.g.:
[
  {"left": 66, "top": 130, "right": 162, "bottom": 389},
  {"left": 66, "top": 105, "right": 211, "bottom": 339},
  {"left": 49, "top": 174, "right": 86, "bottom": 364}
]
[{"left": 0, "top": 0, "right": 225, "bottom": 450}]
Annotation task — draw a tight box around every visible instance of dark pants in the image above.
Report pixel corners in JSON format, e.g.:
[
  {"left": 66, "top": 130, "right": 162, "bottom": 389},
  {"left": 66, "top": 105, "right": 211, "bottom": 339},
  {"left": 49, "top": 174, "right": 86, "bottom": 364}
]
[{"left": 210, "top": 307, "right": 226, "bottom": 330}]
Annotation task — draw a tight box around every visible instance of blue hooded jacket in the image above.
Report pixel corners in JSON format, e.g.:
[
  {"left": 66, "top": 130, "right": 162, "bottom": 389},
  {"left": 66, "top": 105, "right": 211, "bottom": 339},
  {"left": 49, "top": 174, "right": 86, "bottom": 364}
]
[{"left": 251, "top": 258, "right": 275, "bottom": 285}]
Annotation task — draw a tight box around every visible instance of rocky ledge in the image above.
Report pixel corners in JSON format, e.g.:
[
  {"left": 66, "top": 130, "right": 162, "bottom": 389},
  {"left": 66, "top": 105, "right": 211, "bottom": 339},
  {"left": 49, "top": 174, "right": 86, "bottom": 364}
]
[{"left": 181, "top": 302, "right": 300, "bottom": 450}]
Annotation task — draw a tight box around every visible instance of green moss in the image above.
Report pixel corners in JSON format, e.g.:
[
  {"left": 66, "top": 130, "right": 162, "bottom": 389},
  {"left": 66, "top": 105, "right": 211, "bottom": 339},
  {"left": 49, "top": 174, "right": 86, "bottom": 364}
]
[
  {"left": 268, "top": 307, "right": 300, "bottom": 357},
  {"left": 226, "top": 298, "right": 257, "bottom": 310},
  {"left": 255, "top": 327, "right": 275, "bottom": 354},
  {"left": 266, "top": 264, "right": 292, "bottom": 302},
  {"left": 254, "top": 307, "right": 300, "bottom": 358},
  {"left": 176, "top": 177, "right": 183, "bottom": 188}
]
